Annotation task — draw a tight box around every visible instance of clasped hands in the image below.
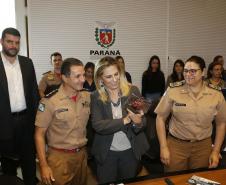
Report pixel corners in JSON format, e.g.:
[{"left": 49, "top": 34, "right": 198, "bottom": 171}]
[{"left": 123, "top": 108, "right": 144, "bottom": 125}]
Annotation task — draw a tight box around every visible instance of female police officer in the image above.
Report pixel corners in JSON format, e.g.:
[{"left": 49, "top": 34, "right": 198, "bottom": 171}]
[{"left": 155, "top": 56, "right": 226, "bottom": 172}]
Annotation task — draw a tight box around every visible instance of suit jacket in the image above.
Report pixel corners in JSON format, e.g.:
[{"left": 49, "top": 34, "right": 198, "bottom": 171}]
[
  {"left": 91, "top": 85, "right": 149, "bottom": 164},
  {"left": 0, "top": 54, "right": 40, "bottom": 141}
]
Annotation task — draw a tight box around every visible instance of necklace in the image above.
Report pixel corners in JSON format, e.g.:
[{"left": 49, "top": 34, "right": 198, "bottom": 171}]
[
  {"left": 106, "top": 89, "right": 122, "bottom": 107},
  {"left": 111, "top": 98, "right": 121, "bottom": 107}
]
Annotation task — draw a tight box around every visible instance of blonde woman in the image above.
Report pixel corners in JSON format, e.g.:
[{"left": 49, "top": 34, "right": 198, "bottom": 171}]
[{"left": 91, "top": 56, "right": 149, "bottom": 184}]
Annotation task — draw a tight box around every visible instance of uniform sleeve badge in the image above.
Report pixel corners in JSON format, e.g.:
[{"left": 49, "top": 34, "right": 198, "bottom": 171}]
[{"left": 38, "top": 103, "right": 45, "bottom": 112}]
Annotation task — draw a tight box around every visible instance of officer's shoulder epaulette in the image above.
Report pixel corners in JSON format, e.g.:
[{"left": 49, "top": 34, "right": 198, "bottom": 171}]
[
  {"left": 207, "top": 83, "right": 221, "bottom": 91},
  {"left": 42, "top": 70, "right": 52, "bottom": 75},
  {"left": 169, "top": 80, "right": 185, "bottom": 88},
  {"left": 45, "top": 89, "right": 58, "bottom": 98},
  {"left": 80, "top": 89, "right": 91, "bottom": 98}
]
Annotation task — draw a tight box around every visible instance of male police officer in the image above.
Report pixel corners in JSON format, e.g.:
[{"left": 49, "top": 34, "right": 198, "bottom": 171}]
[
  {"left": 38, "top": 52, "right": 63, "bottom": 97},
  {"left": 35, "top": 58, "right": 90, "bottom": 185}
]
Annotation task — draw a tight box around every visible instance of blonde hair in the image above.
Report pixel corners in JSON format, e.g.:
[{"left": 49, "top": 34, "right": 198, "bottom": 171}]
[{"left": 94, "top": 56, "right": 130, "bottom": 102}]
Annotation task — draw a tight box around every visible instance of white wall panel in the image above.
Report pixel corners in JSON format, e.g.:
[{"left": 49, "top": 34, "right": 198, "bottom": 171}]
[
  {"left": 168, "top": 0, "right": 226, "bottom": 74},
  {"left": 27, "top": 0, "right": 168, "bottom": 88},
  {"left": 26, "top": 0, "right": 226, "bottom": 88}
]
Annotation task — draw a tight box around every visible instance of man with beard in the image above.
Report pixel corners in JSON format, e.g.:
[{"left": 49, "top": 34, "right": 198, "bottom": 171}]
[
  {"left": 38, "top": 52, "right": 63, "bottom": 97},
  {"left": 0, "top": 27, "right": 40, "bottom": 185}
]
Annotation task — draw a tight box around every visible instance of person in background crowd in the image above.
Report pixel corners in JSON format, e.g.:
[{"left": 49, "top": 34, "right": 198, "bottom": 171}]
[
  {"left": 35, "top": 58, "right": 90, "bottom": 185},
  {"left": 206, "top": 61, "right": 225, "bottom": 88},
  {"left": 91, "top": 56, "right": 149, "bottom": 184},
  {"left": 142, "top": 55, "right": 165, "bottom": 102},
  {"left": 155, "top": 55, "right": 226, "bottom": 172},
  {"left": 206, "top": 60, "right": 226, "bottom": 156},
  {"left": 0, "top": 27, "right": 40, "bottom": 185},
  {"left": 38, "top": 52, "right": 63, "bottom": 97},
  {"left": 166, "top": 59, "right": 184, "bottom": 87},
  {"left": 83, "top": 62, "right": 96, "bottom": 92},
  {"left": 213, "top": 55, "right": 226, "bottom": 81},
  {"left": 83, "top": 62, "right": 96, "bottom": 160},
  {"left": 115, "top": 55, "right": 132, "bottom": 83},
  {"left": 83, "top": 62, "right": 96, "bottom": 159}
]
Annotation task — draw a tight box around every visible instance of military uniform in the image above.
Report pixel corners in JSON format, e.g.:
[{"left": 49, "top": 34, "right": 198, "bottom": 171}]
[
  {"left": 38, "top": 71, "right": 62, "bottom": 96},
  {"left": 35, "top": 86, "right": 90, "bottom": 185},
  {"left": 155, "top": 81, "right": 226, "bottom": 172},
  {"left": 205, "top": 78, "right": 225, "bottom": 89}
]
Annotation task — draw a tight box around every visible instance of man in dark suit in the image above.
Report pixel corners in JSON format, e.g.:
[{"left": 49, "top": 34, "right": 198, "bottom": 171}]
[{"left": 0, "top": 27, "right": 40, "bottom": 185}]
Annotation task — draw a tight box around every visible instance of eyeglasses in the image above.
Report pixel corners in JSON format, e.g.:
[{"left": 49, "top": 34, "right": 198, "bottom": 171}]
[{"left": 183, "top": 69, "right": 201, "bottom": 75}]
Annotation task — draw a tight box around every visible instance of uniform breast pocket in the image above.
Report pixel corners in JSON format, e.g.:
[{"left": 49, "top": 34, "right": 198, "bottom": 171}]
[
  {"left": 200, "top": 105, "right": 217, "bottom": 122},
  {"left": 172, "top": 104, "right": 195, "bottom": 125},
  {"left": 54, "top": 108, "right": 70, "bottom": 127},
  {"left": 173, "top": 103, "right": 193, "bottom": 113}
]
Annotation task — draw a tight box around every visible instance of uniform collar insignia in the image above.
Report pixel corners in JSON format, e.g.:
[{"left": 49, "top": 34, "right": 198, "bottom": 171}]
[{"left": 180, "top": 89, "right": 188, "bottom": 93}]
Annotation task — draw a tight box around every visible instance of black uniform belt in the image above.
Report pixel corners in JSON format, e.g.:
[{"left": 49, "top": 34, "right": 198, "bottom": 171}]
[
  {"left": 169, "top": 133, "right": 198, "bottom": 143},
  {"left": 50, "top": 146, "right": 84, "bottom": 153},
  {"left": 11, "top": 109, "right": 27, "bottom": 117}
]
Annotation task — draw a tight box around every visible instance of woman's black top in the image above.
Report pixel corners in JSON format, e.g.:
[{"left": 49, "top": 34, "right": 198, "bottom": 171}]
[
  {"left": 142, "top": 70, "right": 165, "bottom": 97},
  {"left": 83, "top": 80, "right": 96, "bottom": 92}
]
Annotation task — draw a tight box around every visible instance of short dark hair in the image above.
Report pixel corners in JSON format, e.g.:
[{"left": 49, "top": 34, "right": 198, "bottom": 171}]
[
  {"left": 213, "top": 55, "right": 223, "bottom": 63},
  {"left": 1, "top": 27, "right": 20, "bottom": 39},
  {"left": 186, "top": 55, "right": 206, "bottom": 71},
  {"left": 84, "top": 62, "right": 95, "bottom": 71},
  {"left": 207, "top": 61, "right": 223, "bottom": 79},
  {"left": 50, "top": 52, "right": 62, "bottom": 60},
  {"left": 61, "top": 58, "right": 83, "bottom": 76}
]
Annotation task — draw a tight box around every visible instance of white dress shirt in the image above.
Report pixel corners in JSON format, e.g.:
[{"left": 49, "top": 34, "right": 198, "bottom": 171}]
[{"left": 1, "top": 52, "right": 27, "bottom": 112}]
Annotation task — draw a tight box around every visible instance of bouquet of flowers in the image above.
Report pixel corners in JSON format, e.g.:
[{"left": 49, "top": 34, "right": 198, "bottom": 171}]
[{"left": 125, "top": 93, "right": 151, "bottom": 114}]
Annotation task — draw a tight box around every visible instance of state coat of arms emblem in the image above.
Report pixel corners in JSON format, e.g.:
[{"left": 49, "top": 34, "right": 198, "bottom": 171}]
[{"left": 95, "top": 21, "right": 116, "bottom": 48}]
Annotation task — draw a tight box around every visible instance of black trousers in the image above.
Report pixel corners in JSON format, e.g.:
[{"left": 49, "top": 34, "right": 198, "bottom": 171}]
[
  {"left": 96, "top": 148, "right": 139, "bottom": 184},
  {"left": 0, "top": 113, "right": 36, "bottom": 185}
]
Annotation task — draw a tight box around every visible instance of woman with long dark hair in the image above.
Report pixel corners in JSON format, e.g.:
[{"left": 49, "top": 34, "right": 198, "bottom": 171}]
[
  {"left": 142, "top": 55, "right": 165, "bottom": 102},
  {"left": 83, "top": 62, "right": 96, "bottom": 92},
  {"left": 166, "top": 59, "right": 184, "bottom": 87}
]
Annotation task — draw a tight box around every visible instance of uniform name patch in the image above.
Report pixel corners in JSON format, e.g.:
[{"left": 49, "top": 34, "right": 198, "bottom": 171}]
[
  {"left": 175, "top": 103, "right": 186, "bottom": 106},
  {"left": 38, "top": 103, "right": 45, "bottom": 112},
  {"left": 56, "top": 108, "right": 68, "bottom": 113}
]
